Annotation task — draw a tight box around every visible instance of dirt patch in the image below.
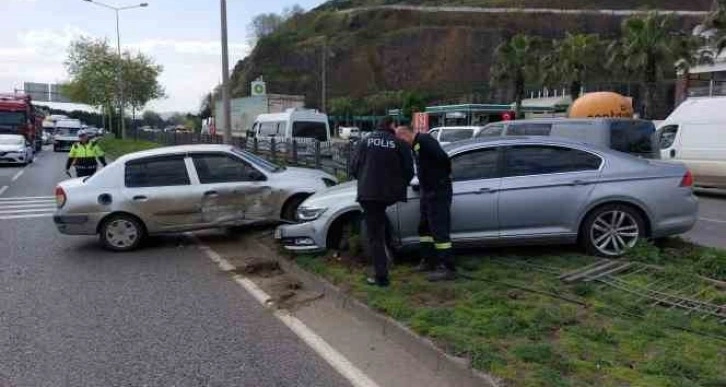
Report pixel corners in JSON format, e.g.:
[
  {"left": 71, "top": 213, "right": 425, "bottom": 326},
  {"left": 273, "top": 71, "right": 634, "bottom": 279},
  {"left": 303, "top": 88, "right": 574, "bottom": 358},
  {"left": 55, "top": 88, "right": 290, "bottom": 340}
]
[{"left": 230, "top": 257, "right": 283, "bottom": 277}]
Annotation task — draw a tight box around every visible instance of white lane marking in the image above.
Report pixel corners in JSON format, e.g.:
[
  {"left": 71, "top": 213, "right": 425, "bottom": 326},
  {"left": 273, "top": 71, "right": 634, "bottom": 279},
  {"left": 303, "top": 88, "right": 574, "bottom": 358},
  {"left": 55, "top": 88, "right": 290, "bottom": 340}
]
[
  {"left": 0, "top": 213, "right": 53, "bottom": 220},
  {"left": 0, "top": 186, "right": 7, "bottom": 196},
  {"left": 0, "top": 196, "right": 54, "bottom": 201},
  {"left": 11, "top": 170, "right": 24, "bottom": 182},
  {"left": 193, "top": 237, "right": 380, "bottom": 387},
  {"left": 0, "top": 208, "right": 57, "bottom": 215},
  {"left": 700, "top": 217, "right": 726, "bottom": 224}
]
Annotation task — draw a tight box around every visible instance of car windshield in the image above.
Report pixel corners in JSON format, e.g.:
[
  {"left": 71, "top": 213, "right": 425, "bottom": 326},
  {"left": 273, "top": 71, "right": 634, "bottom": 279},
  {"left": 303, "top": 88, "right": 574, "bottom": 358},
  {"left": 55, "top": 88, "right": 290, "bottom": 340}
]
[
  {"left": 0, "top": 136, "right": 24, "bottom": 145},
  {"left": 56, "top": 127, "right": 80, "bottom": 136},
  {"left": 439, "top": 129, "right": 474, "bottom": 142},
  {"left": 232, "top": 147, "right": 284, "bottom": 172},
  {"left": 609, "top": 120, "right": 656, "bottom": 158},
  {"left": 0, "top": 111, "right": 26, "bottom": 127}
]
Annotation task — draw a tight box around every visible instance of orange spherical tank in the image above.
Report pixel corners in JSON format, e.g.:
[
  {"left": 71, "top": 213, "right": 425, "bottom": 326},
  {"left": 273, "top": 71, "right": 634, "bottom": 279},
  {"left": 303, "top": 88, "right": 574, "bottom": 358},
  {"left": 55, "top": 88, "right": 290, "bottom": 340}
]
[{"left": 568, "top": 92, "right": 634, "bottom": 119}]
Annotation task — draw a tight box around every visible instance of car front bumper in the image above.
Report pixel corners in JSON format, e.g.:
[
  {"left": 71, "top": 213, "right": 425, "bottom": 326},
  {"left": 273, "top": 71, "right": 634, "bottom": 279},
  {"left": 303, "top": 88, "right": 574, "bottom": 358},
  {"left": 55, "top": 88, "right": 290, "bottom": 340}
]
[
  {"left": 275, "top": 221, "right": 327, "bottom": 253},
  {"left": 54, "top": 213, "right": 104, "bottom": 235},
  {"left": 0, "top": 152, "right": 27, "bottom": 163}
]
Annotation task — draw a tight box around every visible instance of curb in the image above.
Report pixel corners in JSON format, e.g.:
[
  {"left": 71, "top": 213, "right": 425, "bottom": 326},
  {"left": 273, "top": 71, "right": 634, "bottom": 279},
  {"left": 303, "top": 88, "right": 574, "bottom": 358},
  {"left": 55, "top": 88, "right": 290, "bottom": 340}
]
[{"left": 248, "top": 239, "right": 500, "bottom": 387}]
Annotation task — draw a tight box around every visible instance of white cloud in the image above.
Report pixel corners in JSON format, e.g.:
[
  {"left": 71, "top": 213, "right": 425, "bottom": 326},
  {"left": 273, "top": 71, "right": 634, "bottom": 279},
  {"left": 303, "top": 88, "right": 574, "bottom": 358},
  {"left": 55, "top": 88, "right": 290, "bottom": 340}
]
[{"left": 0, "top": 25, "right": 250, "bottom": 113}]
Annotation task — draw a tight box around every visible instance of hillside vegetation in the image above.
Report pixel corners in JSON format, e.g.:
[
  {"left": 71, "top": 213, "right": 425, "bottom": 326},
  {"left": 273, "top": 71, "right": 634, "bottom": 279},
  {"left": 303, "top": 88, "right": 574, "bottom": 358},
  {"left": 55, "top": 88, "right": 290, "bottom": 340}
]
[
  {"left": 230, "top": 1, "right": 710, "bottom": 112},
  {"left": 317, "top": 0, "right": 714, "bottom": 11}
]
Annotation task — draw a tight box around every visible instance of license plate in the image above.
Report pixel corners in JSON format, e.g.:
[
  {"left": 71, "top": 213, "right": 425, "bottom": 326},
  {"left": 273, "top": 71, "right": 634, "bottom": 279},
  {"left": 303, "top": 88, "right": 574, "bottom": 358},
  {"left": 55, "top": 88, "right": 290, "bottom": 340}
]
[{"left": 274, "top": 227, "right": 282, "bottom": 239}]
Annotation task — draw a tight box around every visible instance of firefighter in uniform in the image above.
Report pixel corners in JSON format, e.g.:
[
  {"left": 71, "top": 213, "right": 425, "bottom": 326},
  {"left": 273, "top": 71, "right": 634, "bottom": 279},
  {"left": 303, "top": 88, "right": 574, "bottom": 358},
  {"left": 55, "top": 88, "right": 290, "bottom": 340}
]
[
  {"left": 395, "top": 125, "right": 456, "bottom": 282},
  {"left": 351, "top": 117, "right": 414, "bottom": 287},
  {"left": 65, "top": 130, "right": 107, "bottom": 177}
]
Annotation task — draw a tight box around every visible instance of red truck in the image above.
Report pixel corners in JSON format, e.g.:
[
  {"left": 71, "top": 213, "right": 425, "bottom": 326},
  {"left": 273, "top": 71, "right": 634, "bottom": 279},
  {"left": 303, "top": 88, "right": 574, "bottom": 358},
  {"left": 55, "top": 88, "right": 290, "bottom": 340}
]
[{"left": 0, "top": 93, "right": 44, "bottom": 151}]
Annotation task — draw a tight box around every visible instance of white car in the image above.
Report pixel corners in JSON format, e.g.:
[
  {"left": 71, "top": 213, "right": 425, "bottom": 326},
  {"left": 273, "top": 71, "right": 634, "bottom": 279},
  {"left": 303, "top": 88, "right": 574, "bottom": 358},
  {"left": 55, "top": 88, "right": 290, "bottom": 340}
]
[
  {"left": 427, "top": 126, "right": 485, "bottom": 145},
  {"left": 54, "top": 144, "right": 337, "bottom": 251},
  {"left": 0, "top": 134, "right": 34, "bottom": 165}
]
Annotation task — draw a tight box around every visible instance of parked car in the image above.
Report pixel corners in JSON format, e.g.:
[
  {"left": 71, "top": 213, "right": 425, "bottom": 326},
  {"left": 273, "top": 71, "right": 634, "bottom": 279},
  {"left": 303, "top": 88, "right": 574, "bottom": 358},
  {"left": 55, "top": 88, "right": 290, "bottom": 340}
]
[
  {"left": 276, "top": 137, "right": 697, "bottom": 258},
  {"left": 657, "top": 97, "right": 726, "bottom": 189},
  {"left": 54, "top": 144, "right": 338, "bottom": 251},
  {"left": 0, "top": 134, "right": 34, "bottom": 165},
  {"left": 427, "top": 126, "right": 484, "bottom": 145},
  {"left": 477, "top": 118, "right": 659, "bottom": 159}
]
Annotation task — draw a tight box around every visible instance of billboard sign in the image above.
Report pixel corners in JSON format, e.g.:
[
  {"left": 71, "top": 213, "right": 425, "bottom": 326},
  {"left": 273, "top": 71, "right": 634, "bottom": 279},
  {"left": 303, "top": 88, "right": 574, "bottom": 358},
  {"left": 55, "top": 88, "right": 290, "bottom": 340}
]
[{"left": 23, "top": 82, "right": 72, "bottom": 103}]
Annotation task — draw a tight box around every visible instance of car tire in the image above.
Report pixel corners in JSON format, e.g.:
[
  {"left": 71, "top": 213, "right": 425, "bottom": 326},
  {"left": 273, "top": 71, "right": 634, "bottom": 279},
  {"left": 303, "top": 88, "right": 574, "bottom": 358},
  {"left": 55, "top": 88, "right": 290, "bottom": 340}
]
[
  {"left": 99, "top": 214, "right": 145, "bottom": 252},
  {"left": 581, "top": 204, "right": 645, "bottom": 258},
  {"left": 281, "top": 194, "right": 309, "bottom": 222}
]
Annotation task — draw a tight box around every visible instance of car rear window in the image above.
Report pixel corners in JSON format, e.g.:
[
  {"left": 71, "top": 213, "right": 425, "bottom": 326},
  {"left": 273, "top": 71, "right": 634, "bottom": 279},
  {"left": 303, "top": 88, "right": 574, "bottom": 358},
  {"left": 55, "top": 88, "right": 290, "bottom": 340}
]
[
  {"left": 609, "top": 121, "right": 656, "bottom": 157},
  {"left": 292, "top": 121, "right": 328, "bottom": 141},
  {"left": 507, "top": 123, "right": 552, "bottom": 136},
  {"left": 125, "top": 155, "right": 190, "bottom": 188},
  {"left": 439, "top": 129, "right": 474, "bottom": 142}
]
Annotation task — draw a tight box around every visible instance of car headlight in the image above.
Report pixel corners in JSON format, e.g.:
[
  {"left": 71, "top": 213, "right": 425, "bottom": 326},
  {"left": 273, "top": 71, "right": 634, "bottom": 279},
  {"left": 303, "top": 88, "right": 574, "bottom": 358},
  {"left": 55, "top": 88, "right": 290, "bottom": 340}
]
[{"left": 297, "top": 206, "right": 327, "bottom": 222}]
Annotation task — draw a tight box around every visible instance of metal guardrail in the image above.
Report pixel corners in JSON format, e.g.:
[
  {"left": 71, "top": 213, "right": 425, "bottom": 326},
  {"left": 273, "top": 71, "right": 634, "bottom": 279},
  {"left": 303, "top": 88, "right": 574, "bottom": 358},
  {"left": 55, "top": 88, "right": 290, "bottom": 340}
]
[{"left": 131, "top": 130, "right": 355, "bottom": 180}]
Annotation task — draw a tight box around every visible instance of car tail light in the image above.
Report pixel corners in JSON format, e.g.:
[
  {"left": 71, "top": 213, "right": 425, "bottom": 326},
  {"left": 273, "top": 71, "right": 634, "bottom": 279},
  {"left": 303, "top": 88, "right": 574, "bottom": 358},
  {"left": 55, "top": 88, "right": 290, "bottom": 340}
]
[
  {"left": 680, "top": 170, "right": 694, "bottom": 187},
  {"left": 55, "top": 186, "right": 66, "bottom": 208}
]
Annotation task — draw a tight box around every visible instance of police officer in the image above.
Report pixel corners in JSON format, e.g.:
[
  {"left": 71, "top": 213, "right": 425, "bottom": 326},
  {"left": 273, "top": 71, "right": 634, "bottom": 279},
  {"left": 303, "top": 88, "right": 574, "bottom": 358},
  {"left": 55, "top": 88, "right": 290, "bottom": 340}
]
[
  {"left": 395, "top": 125, "right": 455, "bottom": 282},
  {"left": 351, "top": 117, "right": 414, "bottom": 287},
  {"left": 65, "top": 130, "right": 107, "bottom": 177}
]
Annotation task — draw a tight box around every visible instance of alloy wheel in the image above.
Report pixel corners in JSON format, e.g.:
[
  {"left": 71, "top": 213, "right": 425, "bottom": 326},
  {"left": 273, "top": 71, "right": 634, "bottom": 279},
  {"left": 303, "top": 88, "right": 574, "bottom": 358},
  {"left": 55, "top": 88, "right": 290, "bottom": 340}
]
[{"left": 589, "top": 210, "right": 640, "bottom": 256}]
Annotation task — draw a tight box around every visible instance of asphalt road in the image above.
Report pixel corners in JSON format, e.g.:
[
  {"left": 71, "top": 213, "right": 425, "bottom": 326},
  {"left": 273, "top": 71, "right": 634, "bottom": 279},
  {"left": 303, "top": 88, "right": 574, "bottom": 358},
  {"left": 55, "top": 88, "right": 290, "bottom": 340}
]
[
  {"left": 0, "top": 149, "right": 349, "bottom": 386},
  {"left": 685, "top": 191, "right": 726, "bottom": 249}
]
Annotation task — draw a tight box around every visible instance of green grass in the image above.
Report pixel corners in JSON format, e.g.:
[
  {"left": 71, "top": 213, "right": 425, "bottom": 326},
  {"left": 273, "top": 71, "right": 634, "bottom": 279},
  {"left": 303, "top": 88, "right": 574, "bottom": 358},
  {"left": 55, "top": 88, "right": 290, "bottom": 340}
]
[
  {"left": 295, "top": 241, "right": 726, "bottom": 386},
  {"left": 97, "top": 137, "right": 161, "bottom": 159}
]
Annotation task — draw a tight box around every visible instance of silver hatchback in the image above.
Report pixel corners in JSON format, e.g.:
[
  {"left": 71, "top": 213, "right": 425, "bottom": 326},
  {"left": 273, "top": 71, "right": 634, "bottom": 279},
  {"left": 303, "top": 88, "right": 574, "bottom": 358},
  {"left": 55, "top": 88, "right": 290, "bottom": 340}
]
[
  {"left": 276, "top": 137, "right": 698, "bottom": 257},
  {"left": 54, "top": 144, "right": 337, "bottom": 251}
]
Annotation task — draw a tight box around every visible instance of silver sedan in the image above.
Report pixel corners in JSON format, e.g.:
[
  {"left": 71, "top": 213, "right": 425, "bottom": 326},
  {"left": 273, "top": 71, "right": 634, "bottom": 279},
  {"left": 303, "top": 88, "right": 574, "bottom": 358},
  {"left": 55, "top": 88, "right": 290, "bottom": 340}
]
[
  {"left": 276, "top": 137, "right": 698, "bottom": 257},
  {"left": 54, "top": 144, "right": 337, "bottom": 251}
]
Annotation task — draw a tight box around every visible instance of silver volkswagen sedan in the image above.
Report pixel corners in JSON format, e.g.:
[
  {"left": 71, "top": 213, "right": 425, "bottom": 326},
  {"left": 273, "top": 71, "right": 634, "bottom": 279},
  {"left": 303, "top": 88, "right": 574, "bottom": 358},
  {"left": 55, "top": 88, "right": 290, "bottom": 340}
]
[
  {"left": 276, "top": 137, "right": 698, "bottom": 257},
  {"left": 54, "top": 144, "right": 337, "bottom": 251}
]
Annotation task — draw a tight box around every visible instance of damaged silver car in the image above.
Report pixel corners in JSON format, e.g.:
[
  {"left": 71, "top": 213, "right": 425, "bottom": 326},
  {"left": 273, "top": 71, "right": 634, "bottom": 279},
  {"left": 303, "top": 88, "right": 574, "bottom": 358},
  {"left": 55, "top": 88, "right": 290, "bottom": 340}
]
[{"left": 54, "top": 144, "right": 337, "bottom": 251}]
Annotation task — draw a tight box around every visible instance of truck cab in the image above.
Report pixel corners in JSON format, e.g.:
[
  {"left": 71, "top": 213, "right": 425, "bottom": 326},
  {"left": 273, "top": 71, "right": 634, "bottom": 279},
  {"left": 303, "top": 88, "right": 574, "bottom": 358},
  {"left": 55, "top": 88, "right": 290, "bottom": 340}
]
[{"left": 53, "top": 119, "right": 82, "bottom": 152}]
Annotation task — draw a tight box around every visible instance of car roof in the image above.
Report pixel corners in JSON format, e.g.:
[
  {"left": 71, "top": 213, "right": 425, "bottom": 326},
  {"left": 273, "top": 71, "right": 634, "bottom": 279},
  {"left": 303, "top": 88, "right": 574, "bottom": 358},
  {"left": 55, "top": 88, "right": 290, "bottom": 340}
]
[
  {"left": 443, "top": 136, "right": 611, "bottom": 154},
  {"left": 116, "top": 144, "right": 235, "bottom": 162},
  {"left": 431, "top": 126, "right": 483, "bottom": 130}
]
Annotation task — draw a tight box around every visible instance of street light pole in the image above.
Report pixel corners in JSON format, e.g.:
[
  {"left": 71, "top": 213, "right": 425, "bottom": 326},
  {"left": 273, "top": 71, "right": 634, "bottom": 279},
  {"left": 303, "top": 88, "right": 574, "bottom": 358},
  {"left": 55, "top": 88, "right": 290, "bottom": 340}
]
[
  {"left": 82, "top": 0, "right": 148, "bottom": 139},
  {"left": 220, "top": 0, "right": 232, "bottom": 144}
]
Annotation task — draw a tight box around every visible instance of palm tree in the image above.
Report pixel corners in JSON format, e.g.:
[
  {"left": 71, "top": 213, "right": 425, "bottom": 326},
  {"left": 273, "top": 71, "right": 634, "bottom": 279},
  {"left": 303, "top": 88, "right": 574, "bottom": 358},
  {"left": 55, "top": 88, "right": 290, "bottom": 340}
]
[
  {"left": 613, "top": 12, "right": 680, "bottom": 118},
  {"left": 547, "top": 33, "right": 604, "bottom": 100},
  {"left": 491, "top": 34, "right": 543, "bottom": 118}
]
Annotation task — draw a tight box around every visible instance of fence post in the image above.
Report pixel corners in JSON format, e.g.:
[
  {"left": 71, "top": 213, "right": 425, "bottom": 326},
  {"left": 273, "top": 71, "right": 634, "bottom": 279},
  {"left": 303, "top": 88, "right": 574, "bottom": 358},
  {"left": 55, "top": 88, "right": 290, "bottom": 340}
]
[
  {"left": 346, "top": 140, "right": 353, "bottom": 180},
  {"left": 315, "top": 140, "right": 321, "bottom": 169},
  {"left": 270, "top": 137, "right": 277, "bottom": 163},
  {"left": 253, "top": 137, "right": 258, "bottom": 154},
  {"left": 292, "top": 140, "right": 298, "bottom": 165}
]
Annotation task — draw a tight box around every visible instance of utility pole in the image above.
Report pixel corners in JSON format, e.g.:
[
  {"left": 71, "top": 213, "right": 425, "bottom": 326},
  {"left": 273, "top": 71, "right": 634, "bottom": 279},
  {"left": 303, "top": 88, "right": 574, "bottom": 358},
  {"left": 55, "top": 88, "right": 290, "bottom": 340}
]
[
  {"left": 220, "top": 0, "right": 232, "bottom": 144},
  {"left": 321, "top": 39, "right": 327, "bottom": 113}
]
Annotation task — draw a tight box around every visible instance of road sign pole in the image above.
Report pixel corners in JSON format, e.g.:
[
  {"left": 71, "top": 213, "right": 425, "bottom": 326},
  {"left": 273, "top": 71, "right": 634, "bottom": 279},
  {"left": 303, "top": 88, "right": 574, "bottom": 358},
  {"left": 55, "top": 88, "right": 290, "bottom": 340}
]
[{"left": 220, "top": 0, "right": 232, "bottom": 144}]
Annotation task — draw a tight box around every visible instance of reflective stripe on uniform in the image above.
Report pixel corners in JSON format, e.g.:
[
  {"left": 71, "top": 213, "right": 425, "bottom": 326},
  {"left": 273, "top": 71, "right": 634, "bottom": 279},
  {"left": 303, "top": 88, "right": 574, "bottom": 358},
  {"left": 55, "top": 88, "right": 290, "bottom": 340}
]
[
  {"left": 419, "top": 236, "right": 434, "bottom": 243},
  {"left": 434, "top": 242, "right": 452, "bottom": 250},
  {"left": 413, "top": 143, "right": 421, "bottom": 152}
]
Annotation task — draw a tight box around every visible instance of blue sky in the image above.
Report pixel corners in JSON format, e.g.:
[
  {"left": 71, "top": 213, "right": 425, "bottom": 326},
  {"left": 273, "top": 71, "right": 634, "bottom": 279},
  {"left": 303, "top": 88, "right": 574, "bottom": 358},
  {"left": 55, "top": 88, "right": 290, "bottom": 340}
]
[{"left": 0, "top": 0, "right": 325, "bottom": 113}]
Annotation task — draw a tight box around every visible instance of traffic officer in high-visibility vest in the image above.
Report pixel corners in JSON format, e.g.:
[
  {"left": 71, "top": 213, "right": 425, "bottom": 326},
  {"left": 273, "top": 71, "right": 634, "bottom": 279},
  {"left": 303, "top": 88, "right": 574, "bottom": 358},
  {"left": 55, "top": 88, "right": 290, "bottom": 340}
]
[
  {"left": 65, "top": 130, "right": 107, "bottom": 177},
  {"left": 395, "top": 125, "right": 456, "bottom": 282}
]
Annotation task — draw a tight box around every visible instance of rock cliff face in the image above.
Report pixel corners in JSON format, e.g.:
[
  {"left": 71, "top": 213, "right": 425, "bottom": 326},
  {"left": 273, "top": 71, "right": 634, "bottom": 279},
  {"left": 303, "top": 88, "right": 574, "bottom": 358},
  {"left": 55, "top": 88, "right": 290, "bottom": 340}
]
[{"left": 230, "top": 2, "right": 712, "bottom": 108}]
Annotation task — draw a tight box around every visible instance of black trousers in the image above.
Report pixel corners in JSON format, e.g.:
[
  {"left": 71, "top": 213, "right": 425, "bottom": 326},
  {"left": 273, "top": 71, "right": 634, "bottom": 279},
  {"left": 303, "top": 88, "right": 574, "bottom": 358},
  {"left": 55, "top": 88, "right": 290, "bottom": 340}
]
[
  {"left": 417, "top": 185, "right": 454, "bottom": 270},
  {"left": 75, "top": 164, "right": 97, "bottom": 177},
  {"left": 360, "top": 201, "right": 390, "bottom": 280}
]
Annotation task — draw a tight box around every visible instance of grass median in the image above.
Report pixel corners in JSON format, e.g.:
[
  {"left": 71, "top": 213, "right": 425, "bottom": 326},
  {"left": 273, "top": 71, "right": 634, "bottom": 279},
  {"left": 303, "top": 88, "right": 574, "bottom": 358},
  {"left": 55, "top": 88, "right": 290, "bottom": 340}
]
[
  {"left": 96, "top": 137, "right": 161, "bottom": 159},
  {"left": 295, "top": 239, "right": 726, "bottom": 386}
]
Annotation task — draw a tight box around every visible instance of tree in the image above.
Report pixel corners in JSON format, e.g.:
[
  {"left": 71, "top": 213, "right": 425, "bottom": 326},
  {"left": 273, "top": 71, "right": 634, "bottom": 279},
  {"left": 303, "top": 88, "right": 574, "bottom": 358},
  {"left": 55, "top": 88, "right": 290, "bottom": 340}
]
[
  {"left": 141, "top": 110, "right": 164, "bottom": 128},
  {"left": 249, "top": 13, "right": 285, "bottom": 39},
  {"left": 609, "top": 12, "right": 683, "bottom": 118},
  {"left": 547, "top": 33, "right": 605, "bottom": 100},
  {"left": 63, "top": 38, "right": 165, "bottom": 137},
  {"left": 491, "top": 34, "right": 544, "bottom": 118},
  {"left": 329, "top": 96, "right": 354, "bottom": 118},
  {"left": 199, "top": 93, "right": 215, "bottom": 119}
]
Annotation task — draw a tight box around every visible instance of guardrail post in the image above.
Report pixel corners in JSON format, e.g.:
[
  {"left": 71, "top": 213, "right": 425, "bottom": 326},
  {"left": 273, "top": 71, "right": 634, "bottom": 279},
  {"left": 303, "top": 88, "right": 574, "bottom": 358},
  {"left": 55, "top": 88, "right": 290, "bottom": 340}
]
[
  {"left": 292, "top": 140, "right": 298, "bottom": 165},
  {"left": 270, "top": 137, "right": 277, "bottom": 163},
  {"left": 315, "top": 141, "right": 321, "bottom": 169}
]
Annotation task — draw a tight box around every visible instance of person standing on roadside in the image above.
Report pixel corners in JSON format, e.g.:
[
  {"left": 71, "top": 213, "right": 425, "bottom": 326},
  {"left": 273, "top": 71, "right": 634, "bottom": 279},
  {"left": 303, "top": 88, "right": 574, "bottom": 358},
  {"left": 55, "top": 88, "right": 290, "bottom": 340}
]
[
  {"left": 351, "top": 117, "right": 414, "bottom": 287},
  {"left": 65, "top": 130, "right": 107, "bottom": 177},
  {"left": 395, "top": 125, "right": 456, "bottom": 282}
]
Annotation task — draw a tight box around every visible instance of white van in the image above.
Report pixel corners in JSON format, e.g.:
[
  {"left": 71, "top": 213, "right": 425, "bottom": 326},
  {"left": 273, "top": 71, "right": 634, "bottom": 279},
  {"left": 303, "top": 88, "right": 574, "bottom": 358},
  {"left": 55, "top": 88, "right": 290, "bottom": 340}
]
[
  {"left": 53, "top": 119, "right": 82, "bottom": 152},
  {"left": 252, "top": 108, "right": 330, "bottom": 142},
  {"left": 658, "top": 97, "right": 726, "bottom": 189},
  {"left": 338, "top": 126, "right": 360, "bottom": 140}
]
